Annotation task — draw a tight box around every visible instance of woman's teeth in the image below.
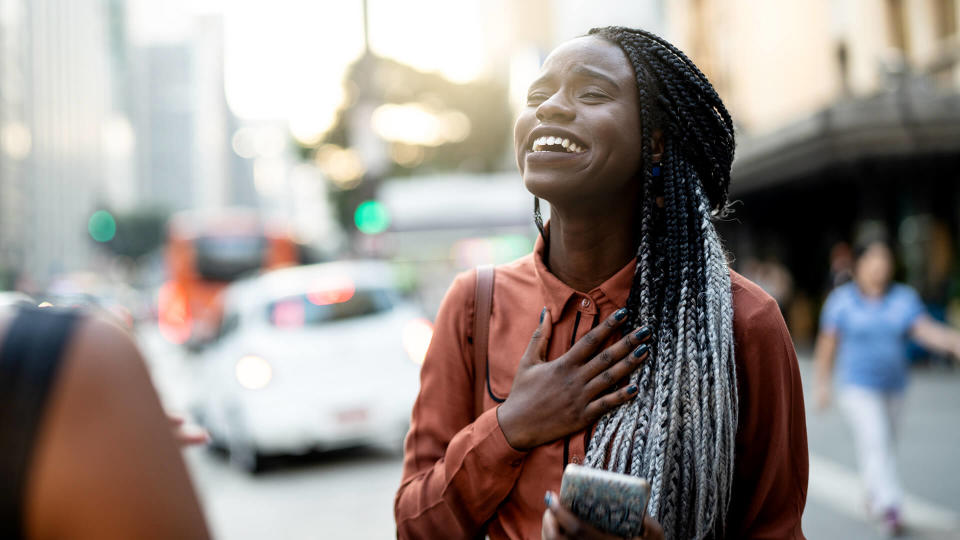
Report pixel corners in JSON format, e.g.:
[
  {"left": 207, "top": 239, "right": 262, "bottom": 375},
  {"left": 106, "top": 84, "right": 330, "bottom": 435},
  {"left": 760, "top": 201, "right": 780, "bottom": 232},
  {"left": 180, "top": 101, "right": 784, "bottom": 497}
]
[{"left": 531, "top": 136, "right": 585, "bottom": 153}]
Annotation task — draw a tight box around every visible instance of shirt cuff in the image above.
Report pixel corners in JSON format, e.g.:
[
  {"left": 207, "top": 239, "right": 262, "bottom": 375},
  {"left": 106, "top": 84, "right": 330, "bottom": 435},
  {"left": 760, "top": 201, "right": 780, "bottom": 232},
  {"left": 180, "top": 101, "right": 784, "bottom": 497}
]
[{"left": 474, "top": 406, "right": 528, "bottom": 469}]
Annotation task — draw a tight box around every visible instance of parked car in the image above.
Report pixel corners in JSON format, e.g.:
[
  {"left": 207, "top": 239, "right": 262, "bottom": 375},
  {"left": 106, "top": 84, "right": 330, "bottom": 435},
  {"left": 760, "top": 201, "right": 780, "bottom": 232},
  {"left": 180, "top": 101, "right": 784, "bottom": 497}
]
[{"left": 189, "top": 261, "right": 432, "bottom": 472}]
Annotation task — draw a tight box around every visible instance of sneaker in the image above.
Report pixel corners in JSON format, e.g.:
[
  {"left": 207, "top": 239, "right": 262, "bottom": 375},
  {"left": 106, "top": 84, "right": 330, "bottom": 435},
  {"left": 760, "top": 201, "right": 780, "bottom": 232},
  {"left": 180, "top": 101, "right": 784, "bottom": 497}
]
[{"left": 880, "top": 508, "right": 904, "bottom": 537}]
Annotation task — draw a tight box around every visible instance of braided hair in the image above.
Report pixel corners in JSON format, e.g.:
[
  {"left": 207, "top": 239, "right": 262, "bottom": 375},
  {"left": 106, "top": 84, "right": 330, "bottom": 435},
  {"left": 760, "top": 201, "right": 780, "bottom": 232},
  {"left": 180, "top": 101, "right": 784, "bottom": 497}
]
[{"left": 574, "top": 27, "right": 739, "bottom": 539}]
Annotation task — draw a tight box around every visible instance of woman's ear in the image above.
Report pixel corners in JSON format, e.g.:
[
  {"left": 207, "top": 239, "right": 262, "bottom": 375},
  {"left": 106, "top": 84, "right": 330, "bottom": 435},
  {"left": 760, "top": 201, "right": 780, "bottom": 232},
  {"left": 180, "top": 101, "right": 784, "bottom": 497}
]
[{"left": 652, "top": 129, "right": 665, "bottom": 162}]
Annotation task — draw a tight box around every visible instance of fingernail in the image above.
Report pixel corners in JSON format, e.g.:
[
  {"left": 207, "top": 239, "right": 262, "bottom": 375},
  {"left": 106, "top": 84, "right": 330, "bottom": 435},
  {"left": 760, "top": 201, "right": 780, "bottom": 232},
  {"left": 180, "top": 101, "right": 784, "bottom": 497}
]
[
  {"left": 613, "top": 308, "right": 627, "bottom": 321},
  {"left": 544, "top": 492, "right": 553, "bottom": 507},
  {"left": 540, "top": 307, "right": 546, "bottom": 324},
  {"left": 627, "top": 385, "right": 638, "bottom": 394},
  {"left": 633, "top": 344, "right": 649, "bottom": 358},
  {"left": 634, "top": 326, "right": 652, "bottom": 340}
]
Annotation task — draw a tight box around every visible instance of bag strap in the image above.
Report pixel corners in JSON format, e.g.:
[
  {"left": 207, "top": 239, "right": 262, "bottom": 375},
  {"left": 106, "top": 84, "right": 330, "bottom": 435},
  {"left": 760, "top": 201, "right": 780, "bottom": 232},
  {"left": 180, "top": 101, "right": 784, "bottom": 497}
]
[
  {"left": 473, "top": 265, "right": 495, "bottom": 419},
  {"left": 0, "top": 307, "right": 80, "bottom": 539}
]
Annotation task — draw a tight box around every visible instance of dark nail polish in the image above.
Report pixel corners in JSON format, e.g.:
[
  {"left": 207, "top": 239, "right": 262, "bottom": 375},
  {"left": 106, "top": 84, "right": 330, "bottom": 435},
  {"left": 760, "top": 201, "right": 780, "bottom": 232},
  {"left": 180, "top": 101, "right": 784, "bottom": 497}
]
[
  {"left": 613, "top": 308, "right": 627, "bottom": 321},
  {"left": 544, "top": 492, "right": 552, "bottom": 507},
  {"left": 634, "top": 326, "right": 652, "bottom": 341},
  {"left": 633, "top": 344, "right": 649, "bottom": 358},
  {"left": 627, "top": 385, "right": 638, "bottom": 394},
  {"left": 540, "top": 307, "right": 546, "bottom": 324}
]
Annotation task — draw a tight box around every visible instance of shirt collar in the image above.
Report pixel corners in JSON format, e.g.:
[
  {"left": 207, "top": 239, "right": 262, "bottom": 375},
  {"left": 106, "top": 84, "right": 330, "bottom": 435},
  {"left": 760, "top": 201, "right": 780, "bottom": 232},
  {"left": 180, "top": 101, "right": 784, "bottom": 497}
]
[{"left": 532, "top": 225, "right": 637, "bottom": 316}]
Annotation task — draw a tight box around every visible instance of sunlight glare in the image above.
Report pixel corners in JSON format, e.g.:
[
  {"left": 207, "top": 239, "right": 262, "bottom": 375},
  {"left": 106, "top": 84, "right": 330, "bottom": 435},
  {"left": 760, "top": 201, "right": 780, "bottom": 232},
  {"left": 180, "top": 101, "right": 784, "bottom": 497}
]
[{"left": 367, "top": 0, "right": 488, "bottom": 83}]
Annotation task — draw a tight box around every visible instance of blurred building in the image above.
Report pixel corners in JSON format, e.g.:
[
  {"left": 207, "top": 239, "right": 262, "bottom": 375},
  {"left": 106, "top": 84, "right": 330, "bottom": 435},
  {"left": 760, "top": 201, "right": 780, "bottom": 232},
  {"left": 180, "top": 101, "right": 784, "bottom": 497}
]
[
  {"left": 128, "top": 13, "right": 255, "bottom": 213},
  {"left": 0, "top": 1, "right": 263, "bottom": 289},
  {"left": 0, "top": 0, "right": 121, "bottom": 288},
  {"left": 666, "top": 0, "right": 960, "bottom": 343},
  {"left": 0, "top": 0, "right": 29, "bottom": 288}
]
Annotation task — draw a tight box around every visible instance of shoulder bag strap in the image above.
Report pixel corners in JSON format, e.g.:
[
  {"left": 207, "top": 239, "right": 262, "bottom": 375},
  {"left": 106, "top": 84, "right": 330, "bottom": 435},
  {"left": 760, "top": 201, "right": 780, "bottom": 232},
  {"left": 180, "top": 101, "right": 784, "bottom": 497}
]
[{"left": 473, "top": 265, "right": 495, "bottom": 420}]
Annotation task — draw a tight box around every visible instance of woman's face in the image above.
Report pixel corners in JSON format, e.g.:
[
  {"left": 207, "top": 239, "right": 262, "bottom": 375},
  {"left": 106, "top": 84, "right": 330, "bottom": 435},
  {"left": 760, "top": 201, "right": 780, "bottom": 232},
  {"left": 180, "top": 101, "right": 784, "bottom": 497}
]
[
  {"left": 854, "top": 243, "right": 894, "bottom": 291},
  {"left": 514, "top": 36, "right": 643, "bottom": 210}
]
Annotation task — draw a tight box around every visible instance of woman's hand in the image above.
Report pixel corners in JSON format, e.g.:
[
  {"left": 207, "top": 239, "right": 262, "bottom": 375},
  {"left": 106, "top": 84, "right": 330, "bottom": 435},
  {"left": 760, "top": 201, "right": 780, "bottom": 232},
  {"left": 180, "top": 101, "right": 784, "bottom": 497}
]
[
  {"left": 168, "top": 414, "right": 210, "bottom": 447},
  {"left": 542, "top": 491, "right": 663, "bottom": 540},
  {"left": 497, "top": 307, "right": 652, "bottom": 451}
]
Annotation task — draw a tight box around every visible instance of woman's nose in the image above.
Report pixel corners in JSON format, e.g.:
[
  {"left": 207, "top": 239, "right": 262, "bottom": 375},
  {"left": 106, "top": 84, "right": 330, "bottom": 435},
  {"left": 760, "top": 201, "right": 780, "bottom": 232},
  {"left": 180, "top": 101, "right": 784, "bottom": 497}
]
[{"left": 535, "top": 93, "right": 575, "bottom": 122}]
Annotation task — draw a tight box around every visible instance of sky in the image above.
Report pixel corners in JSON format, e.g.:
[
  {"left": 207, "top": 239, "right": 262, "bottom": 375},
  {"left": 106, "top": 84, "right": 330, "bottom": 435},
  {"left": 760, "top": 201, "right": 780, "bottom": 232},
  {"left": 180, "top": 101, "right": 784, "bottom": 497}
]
[{"left": 129, "top": 0, "right": 490, "bottom": 143}]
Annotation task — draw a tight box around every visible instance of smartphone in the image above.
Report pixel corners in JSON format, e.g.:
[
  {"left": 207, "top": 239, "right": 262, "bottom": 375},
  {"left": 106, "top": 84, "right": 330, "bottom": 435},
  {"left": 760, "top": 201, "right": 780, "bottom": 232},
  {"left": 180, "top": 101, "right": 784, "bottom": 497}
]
[{"left": 559, "top": 463, "right": 650, "bottom": 538}]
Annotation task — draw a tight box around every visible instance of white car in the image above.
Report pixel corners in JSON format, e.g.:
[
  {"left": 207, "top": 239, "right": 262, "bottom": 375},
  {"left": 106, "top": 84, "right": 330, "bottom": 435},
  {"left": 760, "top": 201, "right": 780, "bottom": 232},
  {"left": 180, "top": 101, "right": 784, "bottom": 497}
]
[{"left": 190, "top": 261, "right": 431, "bottom": 472}]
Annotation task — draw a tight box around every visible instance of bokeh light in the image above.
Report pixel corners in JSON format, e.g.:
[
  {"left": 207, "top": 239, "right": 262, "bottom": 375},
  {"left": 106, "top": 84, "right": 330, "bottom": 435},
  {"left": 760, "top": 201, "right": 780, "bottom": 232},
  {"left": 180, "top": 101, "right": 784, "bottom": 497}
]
[
  {"left": 88, "top": 210, "right": 117, "bottom": 243},
  {"left": 307, "top": 276, "right": 356, "bottom": 306},
  {"left": 402, "top": 318, "right": 434, "bottom": 366},
  {"left": 371, "top": 103, "right": 471, "bottom": 147},
  {"left": 235, "top": 355, "right": 273, "bottom": 390},
  {"left": 315, "top": 144, "right": 366, "bottom": 189},
  {"left": 354, "top": 200, "right": 390, "bottom": 235}
]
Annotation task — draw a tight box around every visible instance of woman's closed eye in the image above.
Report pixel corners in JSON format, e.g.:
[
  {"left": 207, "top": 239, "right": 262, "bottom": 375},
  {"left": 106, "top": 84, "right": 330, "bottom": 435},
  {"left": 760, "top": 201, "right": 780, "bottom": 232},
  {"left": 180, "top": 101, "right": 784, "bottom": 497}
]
[
  {"left": 526, "top": 92, "right": 551, "bottom": 106},
  {"left": 578, "top": 88, "right": 613, "bottom": 102}
]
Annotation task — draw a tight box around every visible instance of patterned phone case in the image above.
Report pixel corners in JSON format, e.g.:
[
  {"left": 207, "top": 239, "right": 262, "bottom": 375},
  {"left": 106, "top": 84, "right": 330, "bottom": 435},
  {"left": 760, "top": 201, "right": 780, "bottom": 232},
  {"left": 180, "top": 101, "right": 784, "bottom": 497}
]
[{"left": 559, "top": 463, "right": 650, "bottom": 538}]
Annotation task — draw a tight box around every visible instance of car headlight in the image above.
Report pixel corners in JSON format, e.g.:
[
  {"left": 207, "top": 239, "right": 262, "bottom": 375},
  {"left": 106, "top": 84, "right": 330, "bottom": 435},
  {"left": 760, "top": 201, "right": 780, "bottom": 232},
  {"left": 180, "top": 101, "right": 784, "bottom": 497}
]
[
  {"left": 402, "top": 318, "right": 434, "bottom": 366},
  {"left": 235, "top": 355, "right": 272, "bottom": 390}
]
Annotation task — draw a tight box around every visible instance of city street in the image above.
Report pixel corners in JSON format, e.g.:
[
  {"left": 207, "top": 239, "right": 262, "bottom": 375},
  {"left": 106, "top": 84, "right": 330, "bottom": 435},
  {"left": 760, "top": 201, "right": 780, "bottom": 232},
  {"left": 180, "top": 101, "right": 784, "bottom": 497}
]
[
  {"left": 5, "top": 1, "right": 960, "bottom": 538},
  {"left": 141, "top": 327, "right": 960, "bottom": 539}
]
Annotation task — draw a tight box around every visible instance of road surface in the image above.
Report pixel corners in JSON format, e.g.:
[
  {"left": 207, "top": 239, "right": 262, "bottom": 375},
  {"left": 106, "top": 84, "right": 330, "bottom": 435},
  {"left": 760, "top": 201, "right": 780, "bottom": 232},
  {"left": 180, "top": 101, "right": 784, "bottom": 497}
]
[{"left": 140, "top": 327, "right": 960, "bottom": 539}]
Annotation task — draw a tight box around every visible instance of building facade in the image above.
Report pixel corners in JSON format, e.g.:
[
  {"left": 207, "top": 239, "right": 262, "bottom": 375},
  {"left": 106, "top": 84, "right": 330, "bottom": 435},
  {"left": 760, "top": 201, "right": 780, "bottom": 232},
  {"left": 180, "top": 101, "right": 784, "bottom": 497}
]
[
  {"left": 666, "top": 0, "right": 960, "bottom": 344},
  {"left": 0, "top": 0, "right": 119, "bottom": 288}
]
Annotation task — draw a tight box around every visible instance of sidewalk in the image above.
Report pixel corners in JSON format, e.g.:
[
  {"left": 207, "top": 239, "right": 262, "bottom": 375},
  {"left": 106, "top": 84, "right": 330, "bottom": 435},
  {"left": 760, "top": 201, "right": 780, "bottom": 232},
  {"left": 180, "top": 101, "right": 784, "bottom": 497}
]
[{"left": 798, "top": 356, "right": 960, "bottom": 539}]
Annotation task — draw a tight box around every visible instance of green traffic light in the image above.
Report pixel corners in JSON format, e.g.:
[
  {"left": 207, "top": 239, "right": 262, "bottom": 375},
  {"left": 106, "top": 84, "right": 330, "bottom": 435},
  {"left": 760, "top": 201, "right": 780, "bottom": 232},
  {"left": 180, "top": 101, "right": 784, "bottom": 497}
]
[
  {"left": 88, "top": 210, "right": 117, "bottom": 242},
  {"left": 354, "top": 200, "right": 390, "bottom": 234}
]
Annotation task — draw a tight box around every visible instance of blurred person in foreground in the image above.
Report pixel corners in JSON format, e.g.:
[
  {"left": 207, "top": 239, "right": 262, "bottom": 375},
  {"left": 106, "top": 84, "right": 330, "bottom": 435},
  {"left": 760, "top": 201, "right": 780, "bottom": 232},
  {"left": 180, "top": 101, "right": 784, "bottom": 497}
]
[
  {"left": 0, "top": 305, "right": 210, "bottom": 539},
  {"left": 814, "top": 240, "right": 960, "bottom": 536},
  {"left": 395, "top": 26, "right": 807, "bottom": 539}
]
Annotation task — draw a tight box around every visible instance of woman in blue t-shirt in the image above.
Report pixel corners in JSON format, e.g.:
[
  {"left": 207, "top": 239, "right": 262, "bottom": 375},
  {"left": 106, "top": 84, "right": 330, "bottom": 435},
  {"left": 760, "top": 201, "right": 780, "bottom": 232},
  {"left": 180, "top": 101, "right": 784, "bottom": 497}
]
[{"left": 813, "top": 240, "right": 960, "bottom": 535}]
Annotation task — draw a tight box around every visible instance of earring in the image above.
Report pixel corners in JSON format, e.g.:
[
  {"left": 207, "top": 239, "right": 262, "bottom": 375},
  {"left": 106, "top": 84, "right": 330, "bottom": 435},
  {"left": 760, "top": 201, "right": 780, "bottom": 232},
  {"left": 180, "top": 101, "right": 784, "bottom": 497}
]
[
  {"left": 651, "top": 162, "right": 662, "bottom": 177},
  {"left": 533, "top": 197, "right": 545, "bottom": 237}
]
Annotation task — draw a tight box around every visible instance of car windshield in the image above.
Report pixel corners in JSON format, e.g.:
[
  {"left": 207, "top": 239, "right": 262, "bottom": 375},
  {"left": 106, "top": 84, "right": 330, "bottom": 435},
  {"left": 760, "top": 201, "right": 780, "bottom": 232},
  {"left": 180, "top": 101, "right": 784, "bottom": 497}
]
[
  {"left": 194, "top": 235, "right": 268, "bottom": 282},
  {"left": 265, "top": 288, "right": 395, "bottom": 328}
]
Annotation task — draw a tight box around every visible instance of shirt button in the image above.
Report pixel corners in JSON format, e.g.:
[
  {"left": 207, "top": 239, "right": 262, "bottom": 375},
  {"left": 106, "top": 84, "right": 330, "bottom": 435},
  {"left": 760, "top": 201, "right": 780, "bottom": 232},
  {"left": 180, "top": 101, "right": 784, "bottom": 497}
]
[{"left": 580, "top": 298, "right": 591, "bottom": 309}]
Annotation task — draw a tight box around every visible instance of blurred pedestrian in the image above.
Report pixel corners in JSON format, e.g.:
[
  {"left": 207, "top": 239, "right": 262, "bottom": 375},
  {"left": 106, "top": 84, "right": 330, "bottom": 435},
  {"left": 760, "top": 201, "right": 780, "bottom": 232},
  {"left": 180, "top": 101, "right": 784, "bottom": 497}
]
[
  {"left": 828, "top": 241, "right": 854, "bottom": 289},
  {"left": 396, "top": 27, "right": 807, "bottom": 540},
  {"left": 0, "top": 306, "right": 210, "bottom": 539},
  {"left": 813, "top": 240, "right": 960, "bottom": 536}
]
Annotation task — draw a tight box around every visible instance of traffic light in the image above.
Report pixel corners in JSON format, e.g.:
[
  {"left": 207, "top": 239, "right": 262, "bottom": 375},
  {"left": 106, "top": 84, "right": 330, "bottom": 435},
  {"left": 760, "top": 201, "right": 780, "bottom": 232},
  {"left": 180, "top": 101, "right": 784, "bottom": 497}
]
[
  {"left": 88, "top": 210, "right": 117, "bottom": 242},
  {"left": 353, "top": 200, "right": 390, "bottom": 234}
]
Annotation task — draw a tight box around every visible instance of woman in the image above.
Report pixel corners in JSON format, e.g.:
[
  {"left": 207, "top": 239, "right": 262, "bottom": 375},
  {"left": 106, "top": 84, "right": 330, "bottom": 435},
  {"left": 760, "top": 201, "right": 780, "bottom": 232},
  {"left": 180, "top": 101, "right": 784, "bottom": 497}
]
[
  {"left": 396, "top": 27, "right": 807, "bottom": 539},
  {"left": 0, "top": 306, "right": 210, "bottom": 539},
  {"left": 814, "top": 240, "right": 960, "bottom": 535}
]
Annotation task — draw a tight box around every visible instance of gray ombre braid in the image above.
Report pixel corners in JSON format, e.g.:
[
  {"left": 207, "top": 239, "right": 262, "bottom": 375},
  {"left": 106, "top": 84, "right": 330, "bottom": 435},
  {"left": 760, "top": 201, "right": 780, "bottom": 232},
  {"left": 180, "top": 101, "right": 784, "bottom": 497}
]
[{"left": 581, "top": 27, "right": 738, "bottom": 539}]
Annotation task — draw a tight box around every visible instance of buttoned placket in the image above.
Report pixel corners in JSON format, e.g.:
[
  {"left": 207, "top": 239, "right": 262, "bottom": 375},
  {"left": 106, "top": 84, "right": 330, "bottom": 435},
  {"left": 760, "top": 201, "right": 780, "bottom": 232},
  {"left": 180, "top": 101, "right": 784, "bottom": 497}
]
[{"left": 562, "top": 293, "right": 604, "bottom": 467}]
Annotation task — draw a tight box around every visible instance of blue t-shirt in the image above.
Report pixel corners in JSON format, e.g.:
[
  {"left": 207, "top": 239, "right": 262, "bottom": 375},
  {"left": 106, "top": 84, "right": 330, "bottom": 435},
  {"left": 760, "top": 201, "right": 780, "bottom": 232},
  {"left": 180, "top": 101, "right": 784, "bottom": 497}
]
[{"left": 820, "top": 282, "right": 925, "bottom": 391}]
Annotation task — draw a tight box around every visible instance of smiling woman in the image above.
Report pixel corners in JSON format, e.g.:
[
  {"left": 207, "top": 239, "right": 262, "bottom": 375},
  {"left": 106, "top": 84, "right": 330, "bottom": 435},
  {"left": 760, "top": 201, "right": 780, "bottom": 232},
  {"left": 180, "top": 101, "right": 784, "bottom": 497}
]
[{"left": 396, "top": 27, "right": 807, "bottom": 540}]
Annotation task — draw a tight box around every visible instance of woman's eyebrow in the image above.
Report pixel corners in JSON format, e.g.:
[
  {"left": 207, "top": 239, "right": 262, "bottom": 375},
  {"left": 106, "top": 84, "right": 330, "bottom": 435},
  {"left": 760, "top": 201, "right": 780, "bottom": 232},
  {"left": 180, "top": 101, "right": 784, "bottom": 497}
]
[
  {"left": 527, "top": 65, "right": 620, "bottom": 93},
  {"left": 528, "top": 73, "right": 553, "bottom": 91},
  {"left": 572, "top": 65, "right": 621, "bottom": 89}
]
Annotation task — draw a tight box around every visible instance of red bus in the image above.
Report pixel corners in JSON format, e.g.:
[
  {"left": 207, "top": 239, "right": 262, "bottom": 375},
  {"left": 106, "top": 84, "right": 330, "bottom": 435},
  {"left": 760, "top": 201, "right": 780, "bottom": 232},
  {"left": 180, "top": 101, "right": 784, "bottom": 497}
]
[{"left": 158, "top": 208, "right": 299, "bottom": 345}]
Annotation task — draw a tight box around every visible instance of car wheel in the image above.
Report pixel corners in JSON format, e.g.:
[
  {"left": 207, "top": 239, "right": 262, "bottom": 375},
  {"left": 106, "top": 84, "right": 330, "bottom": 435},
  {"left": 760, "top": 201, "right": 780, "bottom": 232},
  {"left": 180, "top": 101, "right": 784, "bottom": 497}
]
[{"left": 230, "top": 442, "right": 263, "bottom": 474}]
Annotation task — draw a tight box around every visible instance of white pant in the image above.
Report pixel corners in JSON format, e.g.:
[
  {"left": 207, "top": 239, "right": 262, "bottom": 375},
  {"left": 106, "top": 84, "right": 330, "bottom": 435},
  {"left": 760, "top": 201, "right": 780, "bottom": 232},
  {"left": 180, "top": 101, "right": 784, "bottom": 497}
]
[{"left": 839, "top": 385, "right": 905, "bottom": 516}]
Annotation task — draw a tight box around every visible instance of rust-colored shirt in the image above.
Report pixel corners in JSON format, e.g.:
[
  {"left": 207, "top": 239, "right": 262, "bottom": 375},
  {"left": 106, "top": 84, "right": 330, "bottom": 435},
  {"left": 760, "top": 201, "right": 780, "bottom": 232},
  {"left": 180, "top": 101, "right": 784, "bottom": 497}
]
[{"left": 395, "top": 238, "right": 808, "bottom": 539}]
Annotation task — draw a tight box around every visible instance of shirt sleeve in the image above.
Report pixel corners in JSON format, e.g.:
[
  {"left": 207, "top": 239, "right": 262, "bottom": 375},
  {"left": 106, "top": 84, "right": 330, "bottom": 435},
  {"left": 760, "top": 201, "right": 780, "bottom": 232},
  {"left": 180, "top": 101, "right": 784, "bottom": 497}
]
[
  {"left": 394, "top": 271, "right": 528, "bottom": 539},
  {"left": 819, "top": 288, "right": 843, "bottom": 334},
  {"left": 901, "top": 285, "right": 927, "bottom": 328},
  {"left": 728, "top": 288, "right": 809, "bottom": 539}
]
